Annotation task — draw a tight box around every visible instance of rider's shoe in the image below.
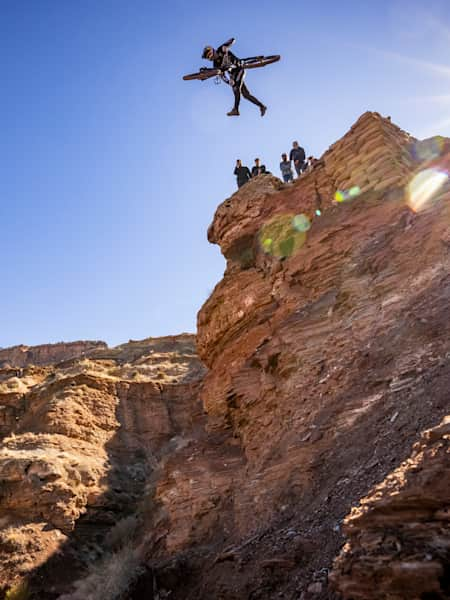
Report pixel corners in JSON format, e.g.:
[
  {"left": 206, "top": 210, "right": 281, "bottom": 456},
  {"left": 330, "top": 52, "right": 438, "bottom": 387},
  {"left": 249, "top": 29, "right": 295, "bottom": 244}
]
[
  {"left": 260, "top": 105, "right": 267, "bottom": 117},
  {"left": 227, "top": 108, "right": 240, "bottom": 116}
]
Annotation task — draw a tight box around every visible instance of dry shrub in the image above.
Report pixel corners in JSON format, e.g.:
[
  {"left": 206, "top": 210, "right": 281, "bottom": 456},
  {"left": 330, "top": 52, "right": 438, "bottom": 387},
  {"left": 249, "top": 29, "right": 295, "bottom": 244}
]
[
  {"left": 0, "top": 527, "right": 29, "bottom": 553},
  {"left": 5, "top": 581, "right": 29, "bottom": 600},
  {"left": 59, "top": 545, "right": 143, "bottom": 600},
  {"left": 104, "top": 515, "right": 139, "bottom": 551}
]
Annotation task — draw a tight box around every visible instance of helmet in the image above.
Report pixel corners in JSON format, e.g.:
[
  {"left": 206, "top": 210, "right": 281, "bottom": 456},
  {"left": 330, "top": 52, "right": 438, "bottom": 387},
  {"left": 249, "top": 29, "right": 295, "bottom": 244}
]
[{"left": 202, "top": 46, "right": 215, "bottom": 60}]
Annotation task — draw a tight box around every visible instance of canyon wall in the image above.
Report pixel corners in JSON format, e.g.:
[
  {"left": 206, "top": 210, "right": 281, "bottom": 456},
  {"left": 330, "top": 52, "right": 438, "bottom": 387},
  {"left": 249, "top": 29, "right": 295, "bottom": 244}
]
[
  {"left": 0, "top": 335, "right": 206, "bottom": 598},
  {"left": 1, "top": 112, "right": 449, "bottom": 600},
  {"left": 0, "top": 341, "right": 107, "bottom": 368},
  {"left": 149, "top": 113, "right": 450, "bottom": 599}
]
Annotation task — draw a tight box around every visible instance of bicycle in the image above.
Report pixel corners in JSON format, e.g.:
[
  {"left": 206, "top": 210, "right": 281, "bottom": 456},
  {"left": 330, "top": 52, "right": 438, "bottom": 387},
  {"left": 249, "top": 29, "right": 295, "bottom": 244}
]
[{"left": 183, "top": 55, "right": 281, "bottom": 81}]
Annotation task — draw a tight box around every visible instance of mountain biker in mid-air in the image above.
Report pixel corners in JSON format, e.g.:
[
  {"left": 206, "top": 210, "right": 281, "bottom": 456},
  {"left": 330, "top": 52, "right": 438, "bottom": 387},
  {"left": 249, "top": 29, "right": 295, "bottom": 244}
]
[{"left": 202, "top": 38, "right": 267, "bottom": 117}]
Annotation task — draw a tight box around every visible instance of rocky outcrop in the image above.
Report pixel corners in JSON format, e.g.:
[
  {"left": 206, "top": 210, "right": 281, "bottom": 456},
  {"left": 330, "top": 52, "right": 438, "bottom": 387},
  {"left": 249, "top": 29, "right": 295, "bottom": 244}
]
[
  {"left": 0, "top": 334, "right": 206, "bottom": 597},
  {"left": 149, "top": 113, "right": 450, "bottom": 598},
  {"left": 331, "top": 417, "right": 450, "bottom": 599},
  {"left": 0, "top": 341, "right": 107, "bottom": 368}
]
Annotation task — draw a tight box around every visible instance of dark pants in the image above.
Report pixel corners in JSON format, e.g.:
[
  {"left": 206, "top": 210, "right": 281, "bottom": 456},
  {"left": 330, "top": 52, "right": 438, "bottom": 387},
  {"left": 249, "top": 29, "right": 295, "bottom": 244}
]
[
  {"left": 230, "top": 68, "right": 264, "bottom": 111},
  {"left": 294, "top": 161, "right": 306, "bottom": 176},
  {"left": 237, "top": 179, "right": 249, "bottom": 188}
]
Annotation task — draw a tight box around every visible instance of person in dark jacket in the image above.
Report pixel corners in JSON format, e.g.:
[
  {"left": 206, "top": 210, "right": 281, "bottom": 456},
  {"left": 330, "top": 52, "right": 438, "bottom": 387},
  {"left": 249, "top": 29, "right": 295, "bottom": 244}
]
[
  {"left": 280, "top": 153, "right": 293, "bottom": 183},
  {"left": 289, "top": 141, "right": 306, "bottom": 177},
  {"left": 234, "top": 159, "right": 252, "bottom": 188},
  {"left": 202, "top": 38, "right": 267, "bottom": 117},
  {"left": 251, "top": 158, "right": 266, "bottom": 177}
]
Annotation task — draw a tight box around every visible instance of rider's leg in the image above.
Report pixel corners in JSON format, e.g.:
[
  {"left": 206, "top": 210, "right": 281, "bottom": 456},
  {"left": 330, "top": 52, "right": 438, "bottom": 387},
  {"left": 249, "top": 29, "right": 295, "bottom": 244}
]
[
  {"left": 231, "top": 85, "right": 241, "bottom": 111},
  {"left": 241, "top": 83, "right": 263, "bottom": 108},
  {"left": 227, "top": 69, "right": 243, "bottom": 116},
  {"left": 241, "top": 82, "right": 267, "bottom": 116}
]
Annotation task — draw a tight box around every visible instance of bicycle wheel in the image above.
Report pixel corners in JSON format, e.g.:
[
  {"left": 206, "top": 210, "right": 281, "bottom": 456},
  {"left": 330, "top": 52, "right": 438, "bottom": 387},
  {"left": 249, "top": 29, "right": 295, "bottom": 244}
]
[
  {"left": 241, "top": 55, "right": 281, "bottom": 70},
  {"left": 183, "top": 68, "right": 222, "bottom": 81}
]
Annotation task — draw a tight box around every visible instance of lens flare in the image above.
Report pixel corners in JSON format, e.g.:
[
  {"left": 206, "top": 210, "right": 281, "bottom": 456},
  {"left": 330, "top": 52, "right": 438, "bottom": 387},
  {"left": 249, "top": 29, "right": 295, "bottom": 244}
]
[
  {"left": 259, "top": 214, "right": 307, "bottom": 258},
  {"left": 411, "top": 136, "right": 446, "bottom": 163},
  {"left": 315, "top": 209, "right": 322, "bottom": 216},
  {"left": 334, "top": 186, "right": 361, "bottom": 203},
  {"left": 348, "top": 186, "right": 361, "bottom": 197},
  {"left": 292, "top": 214, "right": 311, "bottom": 232},
  {"left": 407, "top": 168, "right": 448, "bottom": 212}
]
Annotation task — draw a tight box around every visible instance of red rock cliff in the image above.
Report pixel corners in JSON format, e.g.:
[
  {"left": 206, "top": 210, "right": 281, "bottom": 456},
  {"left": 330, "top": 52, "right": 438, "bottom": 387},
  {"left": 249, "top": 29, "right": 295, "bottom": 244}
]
[
  {"left": 0, "top": 340, "right": 107, "bottom": 368},
  {"left": 149, "top": 112, "right": 450, "bottom": 599},
  {"left": 2, "top": 113, "right": 450, "bottom": 600}
]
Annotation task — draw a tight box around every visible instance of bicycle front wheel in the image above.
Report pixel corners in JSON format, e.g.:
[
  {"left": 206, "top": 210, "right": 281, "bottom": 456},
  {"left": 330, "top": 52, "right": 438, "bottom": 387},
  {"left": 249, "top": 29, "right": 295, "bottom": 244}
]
[{"left": 241, "top": 55, "right": 281, "bottom": 70}]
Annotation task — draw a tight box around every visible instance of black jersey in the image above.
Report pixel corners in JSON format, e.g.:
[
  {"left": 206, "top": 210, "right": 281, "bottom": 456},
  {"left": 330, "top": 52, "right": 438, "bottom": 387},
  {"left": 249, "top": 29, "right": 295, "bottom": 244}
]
[{"left": 213, "top": 38, "right": 240, "bottom": 70}]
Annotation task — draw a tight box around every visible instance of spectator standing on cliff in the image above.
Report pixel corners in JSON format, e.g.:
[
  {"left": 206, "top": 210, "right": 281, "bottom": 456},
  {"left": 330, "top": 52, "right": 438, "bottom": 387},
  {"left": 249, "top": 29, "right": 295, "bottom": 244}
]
[
  {"left": 234, "top": 159, "right": 251, "bottom": 188},
  {"left": 251, "top": 158, "right": 266, "bottom": 177},
  {"left": 290, "top": 141, "right": 306, "bottom": 177},
  {"left": 306, "top": 156, "right": 318, "bottom": 172},
  {"left": 280, "top": 153, "right": 293, "bottom": 183}
]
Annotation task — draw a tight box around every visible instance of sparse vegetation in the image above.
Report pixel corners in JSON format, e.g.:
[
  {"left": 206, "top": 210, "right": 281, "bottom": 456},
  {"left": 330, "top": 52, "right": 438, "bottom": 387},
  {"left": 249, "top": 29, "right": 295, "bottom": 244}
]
[
  {"left": 0, "top": 528, "right": 29, "bottom": 554},
  {"left": 5, "top": 581, "right": 29, "bottom": 600},
  {"left": 104, "top": 515, "right": 139, "bottom": 551},
  {"left": 59, "top": 545, "right": 144, "bottom": 600}
]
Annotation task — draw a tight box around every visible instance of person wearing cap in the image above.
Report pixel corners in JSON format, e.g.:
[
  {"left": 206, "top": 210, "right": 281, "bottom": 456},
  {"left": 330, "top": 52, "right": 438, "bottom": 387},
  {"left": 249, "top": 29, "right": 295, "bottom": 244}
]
[{"left": 251, "top": 158, "right": 266, "bottom": 177}]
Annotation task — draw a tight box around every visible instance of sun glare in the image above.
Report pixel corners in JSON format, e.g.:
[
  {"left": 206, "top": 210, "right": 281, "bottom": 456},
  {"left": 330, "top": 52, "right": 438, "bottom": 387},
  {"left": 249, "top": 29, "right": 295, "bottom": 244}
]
[{"left": 407, "top": 168, "right": 448, "bottom": 212}]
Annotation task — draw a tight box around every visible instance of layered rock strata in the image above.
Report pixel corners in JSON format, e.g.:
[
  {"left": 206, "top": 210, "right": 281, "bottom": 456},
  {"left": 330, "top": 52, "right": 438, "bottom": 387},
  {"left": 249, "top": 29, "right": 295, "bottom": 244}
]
[
  {"left": 0, "top": 341, "right": 107, "bottom": 368},
  {"left": 149, "top": 113, "right": 450, "bottom": 598},
  {"left": 331, "top": 417, "right": 450, "bottom": 599},
  {"left": 1, "top": 112, "right": 450, "bottom": 600},
  {"left": 0, "top": 335, "right": 205, "bottom": 597}
]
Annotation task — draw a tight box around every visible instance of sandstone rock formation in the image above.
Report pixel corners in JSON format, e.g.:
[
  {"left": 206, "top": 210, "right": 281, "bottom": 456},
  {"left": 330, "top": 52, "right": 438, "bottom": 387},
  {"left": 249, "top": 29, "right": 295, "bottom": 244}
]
[
  {"left": 331, "top": 417, "right": 450, "bottom": 599},
  {"left": 0, "top": 335, "right": 205, "bottom": 598},
  {"left": 0, "top": 341, "right": 107, "bottom": 369},
  {"left": 1, "top": 112, "right": 449, "bottom": 600},
  {"left": 154, "top": 112, "right": 450, "bottom": 598}
]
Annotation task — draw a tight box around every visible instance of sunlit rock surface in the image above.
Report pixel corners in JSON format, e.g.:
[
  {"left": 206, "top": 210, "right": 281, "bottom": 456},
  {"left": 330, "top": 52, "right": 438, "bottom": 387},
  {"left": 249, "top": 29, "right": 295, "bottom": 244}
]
[{"left": 0, "top": 335, "right": 205, "bottom": 597}]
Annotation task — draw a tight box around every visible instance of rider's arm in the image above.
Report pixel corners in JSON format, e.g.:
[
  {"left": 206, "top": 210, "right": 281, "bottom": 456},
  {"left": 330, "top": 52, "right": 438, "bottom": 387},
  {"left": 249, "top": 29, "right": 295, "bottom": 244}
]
[
  {"left": 219, "top": 38, "right": 236, "bottom": 50},
  {"left": 218, "top": 37, "right": 236, "bottom": 56}
]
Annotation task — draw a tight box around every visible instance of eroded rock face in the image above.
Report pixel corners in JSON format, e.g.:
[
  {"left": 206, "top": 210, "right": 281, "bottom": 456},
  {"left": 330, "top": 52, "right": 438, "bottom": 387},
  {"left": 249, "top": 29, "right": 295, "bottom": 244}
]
[
  {"left": 0, "top": 341, "right": 107, "bottom": 368},
  {"left": 0, "top": 335, "right": 206, "bottom": 596},
  {"left": 331, "top": 417, "right": 450, "bottom": 599},
  {"left": 2, "top": 112, "right": 449, "bottom": 600},
  {"left": 149, "top": 113, "right": 450, "bottom": 598}
]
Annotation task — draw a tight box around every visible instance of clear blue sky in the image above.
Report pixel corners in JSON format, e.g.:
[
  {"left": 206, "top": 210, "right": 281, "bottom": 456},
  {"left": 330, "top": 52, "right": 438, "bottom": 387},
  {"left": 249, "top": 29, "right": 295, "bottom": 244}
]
[{"left": 2, "top": 0, "right": 450, "bottom": 347}]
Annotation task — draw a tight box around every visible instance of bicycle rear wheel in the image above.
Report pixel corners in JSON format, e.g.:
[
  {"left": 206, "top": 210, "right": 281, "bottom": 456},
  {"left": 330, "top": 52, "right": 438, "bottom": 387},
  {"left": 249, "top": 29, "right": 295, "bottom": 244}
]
[
  {"left": 241, "top": 55, "right": 281, "bottom": 70},
  {"left": 183, "top": 68, "right": 221, "bottom": 81}
]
